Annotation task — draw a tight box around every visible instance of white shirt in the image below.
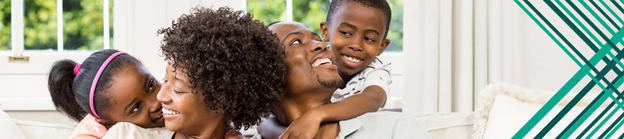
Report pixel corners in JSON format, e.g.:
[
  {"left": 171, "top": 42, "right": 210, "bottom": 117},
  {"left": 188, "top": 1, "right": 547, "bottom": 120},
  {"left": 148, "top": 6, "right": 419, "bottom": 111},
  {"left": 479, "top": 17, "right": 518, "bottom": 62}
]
[
  {"left": 332, "top": 56, "right": 392, "bottom": 102},
  {"left": 102, "top": 122, "right": 173, "bottom": 139}
]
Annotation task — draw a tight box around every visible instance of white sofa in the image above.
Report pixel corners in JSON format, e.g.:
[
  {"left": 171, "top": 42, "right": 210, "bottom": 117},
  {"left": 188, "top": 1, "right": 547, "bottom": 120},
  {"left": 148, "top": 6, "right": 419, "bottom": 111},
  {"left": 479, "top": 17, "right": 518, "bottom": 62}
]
[
  {"left": 20, "top": 83, "right": 606, "bottom": 139},
  {"left": 1, "top": 109, "right": 475, "bottom": 139},
  {"left": 0, "top": 109, "right": 74, "bottom": 139},
  {"left": 8, "top": 83, "right": 612, "bottom": 139}
]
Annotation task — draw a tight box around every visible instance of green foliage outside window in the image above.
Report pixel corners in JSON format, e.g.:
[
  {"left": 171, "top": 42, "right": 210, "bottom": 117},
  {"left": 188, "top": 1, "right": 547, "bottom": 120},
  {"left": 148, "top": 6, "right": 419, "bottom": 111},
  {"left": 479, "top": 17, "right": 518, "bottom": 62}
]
[
  {"left": 0, "top": 0, "right": 112, "bottom": 51},
  {"left": 247, "top": 0, "right": 287, "bottom": 25},
  {"left": 0, "top": 0, "right": 10, "bottom": 50},
  {"left": 386, "top": 0, "right": 403, "bottom": 51},
  {"left": 61, "top": 0, "right": 113, "bottom": 50},
  {"left": 247, "top": 0, "right": 403, "bottom": 52},
  {"left": 24, "top": 0, "right": 57, "bottom": 50},
  {"left": 292, "top": 0, "right": 328, "bottom": 36}
]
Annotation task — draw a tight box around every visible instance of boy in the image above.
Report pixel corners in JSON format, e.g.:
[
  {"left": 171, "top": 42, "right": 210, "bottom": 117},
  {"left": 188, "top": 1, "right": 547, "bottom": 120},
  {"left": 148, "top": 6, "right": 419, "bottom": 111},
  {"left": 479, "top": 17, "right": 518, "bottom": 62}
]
[{"left": 258, "top": 0, "right": 393, "bottom": 138}]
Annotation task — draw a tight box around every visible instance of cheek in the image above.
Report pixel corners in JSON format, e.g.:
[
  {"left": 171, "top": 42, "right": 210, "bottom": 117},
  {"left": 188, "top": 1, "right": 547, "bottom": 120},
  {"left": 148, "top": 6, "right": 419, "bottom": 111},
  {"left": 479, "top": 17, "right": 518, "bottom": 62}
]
[
  {"left": 366, "top": 45, "right": 380, "bottom": 55},
  {"left": 178, "top": 95, "right": 202, "bottom": 113}
]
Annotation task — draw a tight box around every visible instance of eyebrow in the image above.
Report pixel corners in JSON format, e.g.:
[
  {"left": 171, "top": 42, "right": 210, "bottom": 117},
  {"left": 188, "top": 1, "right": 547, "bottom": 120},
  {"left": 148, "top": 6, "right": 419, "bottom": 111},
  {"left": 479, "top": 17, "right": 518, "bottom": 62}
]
[
  {"left": 339, "top": 22, "right": 380, "bottom": 36},
  {"left": 311, "top": 32, "right": 320, "bottom": 38},
  {"left": 281, "top": 31, "right": 305, "bottom": 43}
]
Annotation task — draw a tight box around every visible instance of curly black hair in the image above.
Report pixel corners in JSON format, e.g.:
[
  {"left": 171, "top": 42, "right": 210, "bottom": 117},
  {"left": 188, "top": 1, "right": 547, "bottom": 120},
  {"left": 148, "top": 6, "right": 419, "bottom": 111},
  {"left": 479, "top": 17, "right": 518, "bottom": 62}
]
[{"left": 157, "top": 7, "right": 285, "bottom": 130}]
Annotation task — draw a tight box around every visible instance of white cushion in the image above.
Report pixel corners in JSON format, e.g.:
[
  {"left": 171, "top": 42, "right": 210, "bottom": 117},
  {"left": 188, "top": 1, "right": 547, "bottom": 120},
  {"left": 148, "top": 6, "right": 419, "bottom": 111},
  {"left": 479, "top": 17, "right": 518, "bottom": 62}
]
[
  {"left": 476, "top": 84, "right": 620, "bottom": 138},
  {"left": 482, "top": 94, "right": 609, "bottom": 138},
  {"left": 0, "top": 107, "right": 27, "bottom": 139},
  {"left": 13, "top": 119, "right": 75, "bottom": 139}
]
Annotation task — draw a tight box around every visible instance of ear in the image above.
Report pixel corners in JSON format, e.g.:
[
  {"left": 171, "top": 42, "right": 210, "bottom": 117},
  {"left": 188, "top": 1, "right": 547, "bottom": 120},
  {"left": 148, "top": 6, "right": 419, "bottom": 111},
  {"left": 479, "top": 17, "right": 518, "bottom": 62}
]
[
  {"left": 320, "top": 21, "right": 330, "bottom": 42},
  {"left": 377, "top": 39, "right": 390, "bottom": 56},
  {"left": 96, "top": 118, "right": 116, "bottom": 129}
]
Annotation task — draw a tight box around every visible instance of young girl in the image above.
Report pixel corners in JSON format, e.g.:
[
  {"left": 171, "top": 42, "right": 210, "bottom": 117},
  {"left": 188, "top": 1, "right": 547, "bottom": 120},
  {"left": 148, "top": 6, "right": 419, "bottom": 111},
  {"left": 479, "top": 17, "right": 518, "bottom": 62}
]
[
  {"left": 156, "top": 7, "right": 285, "bottom": 139},
  {"left": 48, "top": 49, "right": 165, "bottom": 139}
]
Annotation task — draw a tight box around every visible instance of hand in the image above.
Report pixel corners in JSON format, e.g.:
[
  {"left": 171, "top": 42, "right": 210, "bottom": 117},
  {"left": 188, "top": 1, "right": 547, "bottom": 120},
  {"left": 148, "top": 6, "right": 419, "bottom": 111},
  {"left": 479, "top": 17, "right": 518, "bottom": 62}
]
[{"left": 279, "top": 110, "right": 324, "bottom": 139}]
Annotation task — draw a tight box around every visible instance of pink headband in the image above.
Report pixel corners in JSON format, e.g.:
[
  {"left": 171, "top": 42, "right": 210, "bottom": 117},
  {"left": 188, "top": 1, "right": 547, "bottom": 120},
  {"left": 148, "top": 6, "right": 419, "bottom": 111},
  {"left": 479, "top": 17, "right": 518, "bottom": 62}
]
[{"left": 90, "top": 52, "right": 127, "bottom": 119}]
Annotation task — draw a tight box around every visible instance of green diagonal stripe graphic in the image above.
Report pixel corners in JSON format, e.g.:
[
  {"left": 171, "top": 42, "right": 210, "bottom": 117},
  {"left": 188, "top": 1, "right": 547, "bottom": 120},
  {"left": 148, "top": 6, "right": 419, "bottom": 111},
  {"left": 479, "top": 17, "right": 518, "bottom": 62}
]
[{"left": 513, "top": 0, "right": 624, "bottom": 138}]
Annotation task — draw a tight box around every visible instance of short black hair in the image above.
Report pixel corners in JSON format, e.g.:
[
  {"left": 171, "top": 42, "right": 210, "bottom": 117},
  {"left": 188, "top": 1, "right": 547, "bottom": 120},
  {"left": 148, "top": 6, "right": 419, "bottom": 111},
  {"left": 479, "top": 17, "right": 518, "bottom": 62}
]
[
  {"left": 267, "top": 21, "right": 281, "bottom": 27},
  {"left": 49, "top": 49, "right": 142, "bottom": 122},
  {"left": 326, "top": 0, "right": 392, "bottom": 38},
  {"left": 158, "top": 7, "right": 285, "bottom": 130}
]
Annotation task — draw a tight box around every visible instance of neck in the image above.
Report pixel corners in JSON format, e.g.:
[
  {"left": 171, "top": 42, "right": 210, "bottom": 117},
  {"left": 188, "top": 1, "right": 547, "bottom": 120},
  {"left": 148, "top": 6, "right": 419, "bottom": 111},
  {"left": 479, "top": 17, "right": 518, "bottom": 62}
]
[
  {"left": 175, "top": 119, "right": 227, "bottom": 139},
  {"left": 273, "top": 88, "right": 341, "bottom": 138},
  {"left": 274, "top": 93, "right": 331, "bottom": 125},
  {"left": 338, "top": 72, "right": 356, "bottom": 89}
]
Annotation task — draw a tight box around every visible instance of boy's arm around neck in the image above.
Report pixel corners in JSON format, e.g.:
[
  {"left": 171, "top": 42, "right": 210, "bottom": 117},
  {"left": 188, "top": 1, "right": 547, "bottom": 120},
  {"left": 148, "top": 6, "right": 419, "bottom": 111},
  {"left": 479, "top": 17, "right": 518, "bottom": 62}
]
[
  {"left": 312, "top": 85, "right": 387, "bottom": 121},
  {"left": 277, "top": 86, "right": 387, "bottom": 139}
]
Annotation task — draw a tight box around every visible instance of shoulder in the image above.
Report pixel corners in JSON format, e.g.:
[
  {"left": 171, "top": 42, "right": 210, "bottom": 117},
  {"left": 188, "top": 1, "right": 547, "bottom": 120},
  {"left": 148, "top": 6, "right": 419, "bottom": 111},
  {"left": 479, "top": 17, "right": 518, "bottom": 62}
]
[
  {"left": 102, "top": 122, "right": 173, "bottom": 139},
  {"left": 371, "top": 57, "right": 391, "bottom": 67},
  {"left": 69, "top": 115, "right": 107, "bottom": 139},
  {"left": 340, "top": 112, "right": 431, "bottom": 139},
  {"left": 356, "top": 111, "right": 408, "bottom": 123},
  {"left": 361, "top": 57, "right": 392, "bottom": 77}
]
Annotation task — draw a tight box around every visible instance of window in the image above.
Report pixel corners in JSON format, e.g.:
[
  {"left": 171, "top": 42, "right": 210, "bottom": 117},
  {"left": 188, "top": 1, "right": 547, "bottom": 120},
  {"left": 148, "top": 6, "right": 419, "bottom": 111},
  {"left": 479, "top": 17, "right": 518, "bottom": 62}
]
[
  {"left": 0, "top": 0, "right": 112, "bottom": 52},
  {"left": 0, "top": 0, "right": 9, "bottom": 50},
  {"left": 0, "top": 0, "right": 113, "bottom": 111},
  {"left": 246, "top": 0, "right": 403, "bottom": 52}
]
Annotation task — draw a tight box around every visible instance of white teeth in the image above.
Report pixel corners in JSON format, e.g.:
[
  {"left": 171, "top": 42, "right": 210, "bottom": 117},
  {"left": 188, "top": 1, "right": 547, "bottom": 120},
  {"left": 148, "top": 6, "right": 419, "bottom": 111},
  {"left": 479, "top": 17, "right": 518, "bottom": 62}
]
[
  {"left": 162, "top": 108, "right": 180, "bottom": 115},
  {"left": 312, "top": 58, "right": 333, "bottom": 67},
  {"left": 345, "top": 55, "right": 361, "bottom": 63}
]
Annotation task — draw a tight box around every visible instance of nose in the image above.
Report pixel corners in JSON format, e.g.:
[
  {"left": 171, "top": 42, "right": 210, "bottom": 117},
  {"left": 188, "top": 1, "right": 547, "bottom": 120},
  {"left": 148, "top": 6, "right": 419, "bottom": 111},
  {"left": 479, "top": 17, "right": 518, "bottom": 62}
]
[
  {"left": 156, "top": 81, "right": 171, "bottom": 104},
  {"left": 347, "top": 38, "right": 363, "bottom": 52},
  {"left": 309, "top": 41, "right": 328, "bottom": 52},
  {"left": 347, "top": 44, "right": 362, "bottom": 52}
]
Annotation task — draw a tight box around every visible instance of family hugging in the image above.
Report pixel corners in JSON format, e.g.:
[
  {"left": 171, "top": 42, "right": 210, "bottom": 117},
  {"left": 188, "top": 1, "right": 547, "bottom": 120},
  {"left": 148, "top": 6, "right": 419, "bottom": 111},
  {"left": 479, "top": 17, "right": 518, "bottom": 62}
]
[{"left": 47, "top": 0, "right": 430, "bottom": 139}]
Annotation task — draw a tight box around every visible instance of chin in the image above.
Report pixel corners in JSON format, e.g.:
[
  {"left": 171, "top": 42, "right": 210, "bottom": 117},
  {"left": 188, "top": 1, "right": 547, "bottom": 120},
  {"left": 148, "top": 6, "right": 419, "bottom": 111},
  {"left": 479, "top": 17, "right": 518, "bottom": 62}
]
[
  {"left": 319, "top": 78, "right": 343, "bottom": 88},
  {"left": 165, "top": 121, "right": 183, "bottom": 133}
]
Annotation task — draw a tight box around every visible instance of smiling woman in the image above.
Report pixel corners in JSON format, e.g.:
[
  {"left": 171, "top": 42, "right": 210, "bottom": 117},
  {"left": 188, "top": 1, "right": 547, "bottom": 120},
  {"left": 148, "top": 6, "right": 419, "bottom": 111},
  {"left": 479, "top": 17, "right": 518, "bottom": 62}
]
[{"left": 156, "top": 6, "right": 285, "bottom": 139}]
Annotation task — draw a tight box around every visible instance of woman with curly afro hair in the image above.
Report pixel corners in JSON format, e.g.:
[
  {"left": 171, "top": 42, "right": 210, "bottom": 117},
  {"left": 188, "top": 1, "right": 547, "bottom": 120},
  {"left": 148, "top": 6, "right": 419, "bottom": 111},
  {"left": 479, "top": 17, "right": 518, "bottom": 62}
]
[{"left": 156, "top": 6, "right": 285, "bottom": 139}]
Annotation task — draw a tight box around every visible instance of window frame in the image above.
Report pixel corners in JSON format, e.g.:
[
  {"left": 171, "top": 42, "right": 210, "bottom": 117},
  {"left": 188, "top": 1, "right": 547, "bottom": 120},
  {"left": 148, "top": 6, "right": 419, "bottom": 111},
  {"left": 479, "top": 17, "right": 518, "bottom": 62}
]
[
  {"left": 5, "top": 0, "right": 111, "bottom": 53},
  {"left": 0, "top": 0, "right": 112, "bottom": 111}
]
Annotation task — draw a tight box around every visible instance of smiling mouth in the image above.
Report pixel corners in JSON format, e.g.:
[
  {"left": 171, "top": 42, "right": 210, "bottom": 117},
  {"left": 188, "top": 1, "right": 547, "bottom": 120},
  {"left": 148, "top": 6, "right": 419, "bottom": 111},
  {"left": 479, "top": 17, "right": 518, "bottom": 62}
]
[
  {"left": 312, "top": 58, "right": 333, "bottom": 67},
  {"left": 163, "top": 108, "right": 180, "bottom": 115},
  {"left": 343, "top": 55, "right": 362, "bottom": 63}
]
